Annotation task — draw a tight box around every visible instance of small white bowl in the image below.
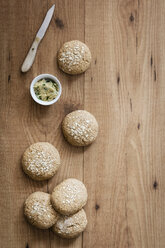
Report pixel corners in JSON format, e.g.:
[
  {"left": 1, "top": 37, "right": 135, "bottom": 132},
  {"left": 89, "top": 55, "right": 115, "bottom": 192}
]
[{"left": 30, "top": 74, "right": 62, "bottom": 106}]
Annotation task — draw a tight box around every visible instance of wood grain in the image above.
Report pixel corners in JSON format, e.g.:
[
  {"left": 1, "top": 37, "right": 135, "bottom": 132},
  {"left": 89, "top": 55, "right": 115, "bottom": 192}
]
[{"left": 1, "top": 0, "right": 165, "bottom": 247}]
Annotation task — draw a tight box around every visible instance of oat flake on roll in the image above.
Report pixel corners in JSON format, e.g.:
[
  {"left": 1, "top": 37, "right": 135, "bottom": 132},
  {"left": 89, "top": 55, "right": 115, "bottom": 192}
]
[
  {"left": 24, "top": 192, "right": 59, "bottom": 229},
  {"left": 58, "top": 40, "right": 92, "bottom": 75},
  {"left": 22, "top": 142, "right": 60, "bottom": 181},
  {"left": 52, "top": 209, "right": 87, "bottom": 239},
  {"left": 62, "top": 110, "right": 98, "bottom": 146},
  {"left": 51, "top": 178, "right": 88, "bottom": 215}
]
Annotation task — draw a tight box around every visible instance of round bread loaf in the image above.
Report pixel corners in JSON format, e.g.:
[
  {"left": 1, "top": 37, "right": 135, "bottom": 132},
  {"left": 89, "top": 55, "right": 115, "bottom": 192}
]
[
  {"left": 22, "top": 142, "right": 60, "bottom": 181},
  {"left": 62, "top": 110, "right": 98, "bottom": 146},
  {"left": 52, "top": 209, "right": 87, "bottom": 238},
  {"left": 24, "top": 192, "right": 58, "bottom": 229},
  {"left": 51, "top": 178, "right": 88, "bottom": 215},
  {"left": 58, "top": 40, "right": 92, "bottom": 75}
]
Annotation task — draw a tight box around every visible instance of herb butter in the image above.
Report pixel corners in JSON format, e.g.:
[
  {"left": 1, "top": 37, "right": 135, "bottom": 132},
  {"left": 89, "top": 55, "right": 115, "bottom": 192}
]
[{"left": 34, "top": 78, "right": 59, "bottom": 102}]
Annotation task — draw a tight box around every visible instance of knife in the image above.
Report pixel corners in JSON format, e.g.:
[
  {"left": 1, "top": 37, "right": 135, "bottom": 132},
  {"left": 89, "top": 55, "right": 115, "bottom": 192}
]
[{"left": 21, "top": 4, "right": 55, "bottom": 73}]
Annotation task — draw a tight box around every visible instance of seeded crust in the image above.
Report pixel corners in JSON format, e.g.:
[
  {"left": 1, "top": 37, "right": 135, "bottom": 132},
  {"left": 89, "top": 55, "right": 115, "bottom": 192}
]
[
  {"left": 51, "top": 178, "right": 88, "bottom": 215},
  {"left": 52, "top": 209, "right": 87, "bottom": 239},
  {"left": 22, "top": 142, "right": 60, "bottom": 181},
  {"left": 24, "top": 192, "right": 59, "bottom": 229},
  {"left": 58, "top": 40, "right": 92, "bottom": 75},
  {"left": 62, "top": 110, "right": 98, "bottom": 146}
]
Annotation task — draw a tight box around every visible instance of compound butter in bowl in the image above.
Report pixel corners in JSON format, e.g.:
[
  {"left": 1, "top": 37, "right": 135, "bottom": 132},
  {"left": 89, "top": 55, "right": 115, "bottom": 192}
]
[{"left": 30, "top": 74, "right": 62, "bottom": 106}]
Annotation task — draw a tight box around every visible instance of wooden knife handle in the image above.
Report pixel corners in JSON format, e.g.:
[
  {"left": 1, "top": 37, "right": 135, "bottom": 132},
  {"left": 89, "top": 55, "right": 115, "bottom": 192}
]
[{"left": 21, "top": 37, "right": 40, "bottom": 73}]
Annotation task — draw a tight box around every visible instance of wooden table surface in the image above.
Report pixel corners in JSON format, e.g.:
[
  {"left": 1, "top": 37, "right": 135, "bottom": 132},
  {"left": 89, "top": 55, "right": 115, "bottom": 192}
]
[{"left": 1, "top": 0, "right": 165, "bottom": 247}]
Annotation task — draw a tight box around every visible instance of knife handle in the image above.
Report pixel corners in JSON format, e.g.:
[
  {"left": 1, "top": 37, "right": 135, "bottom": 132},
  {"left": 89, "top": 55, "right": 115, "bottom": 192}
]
[{"left": 21, "top": 37, "right": 40, "bottom": 73}]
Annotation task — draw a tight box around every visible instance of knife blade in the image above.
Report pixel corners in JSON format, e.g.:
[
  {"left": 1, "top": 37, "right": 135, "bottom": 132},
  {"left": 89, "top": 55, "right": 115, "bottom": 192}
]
[{"left": 21, "top": 4, "right": 55, "bottom": 73}]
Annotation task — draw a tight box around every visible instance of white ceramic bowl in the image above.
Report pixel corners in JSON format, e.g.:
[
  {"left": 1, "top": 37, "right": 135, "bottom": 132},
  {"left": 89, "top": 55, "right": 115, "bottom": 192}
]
[{"left": 30, "top": 74, "right": 62, "bottom": 106}]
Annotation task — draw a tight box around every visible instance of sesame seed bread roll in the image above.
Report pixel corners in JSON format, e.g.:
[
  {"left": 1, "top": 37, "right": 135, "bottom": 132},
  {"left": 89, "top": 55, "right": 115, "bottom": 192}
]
[
  {"left": 22, "top": 142, "right": 60, "bottom": 181},
  {"left": 58, "top": 40, "right": 92, "bottom": 75},
  {"left": 51, "top": 178, "right": 88, "bottom": 215},
  {"left": 52, "top": 209, "right": 87, "bottom": 239},
  {"left": 24, "top": 192, "right": 59, "bottom": 229},
  {"left": 62, "top": 110, "right": 98, "bottom": 146}
]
